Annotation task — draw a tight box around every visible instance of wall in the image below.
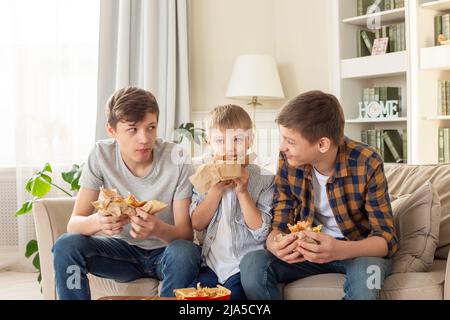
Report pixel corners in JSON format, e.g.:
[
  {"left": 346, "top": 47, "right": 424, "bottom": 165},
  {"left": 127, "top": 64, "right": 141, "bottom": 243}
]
[{"left": 189, "top": 0, "right": 331, "bottom": 112}]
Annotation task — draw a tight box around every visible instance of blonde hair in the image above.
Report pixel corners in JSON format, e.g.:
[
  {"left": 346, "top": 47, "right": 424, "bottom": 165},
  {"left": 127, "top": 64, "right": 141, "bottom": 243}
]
[{"left": 206, "top": 104, "right": 253, "bottom": 131}]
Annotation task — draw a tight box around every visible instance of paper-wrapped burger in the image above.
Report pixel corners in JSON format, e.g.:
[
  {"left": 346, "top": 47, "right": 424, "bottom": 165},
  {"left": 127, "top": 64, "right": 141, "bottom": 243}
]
[
  {"left": 275, "top": 220, "right": 323, "bottom": 244},
  {"left": 91, "top": 188, "right": 167, "bottom": 218},
  {"left": 189, "top": 153, "right": 255, "bottom": 194}
]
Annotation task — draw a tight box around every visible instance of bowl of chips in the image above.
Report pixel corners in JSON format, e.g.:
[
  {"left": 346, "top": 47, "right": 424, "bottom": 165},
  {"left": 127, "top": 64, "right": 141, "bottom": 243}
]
[{"left": 174, "top": 283, "right": 231, "bottom": 300}]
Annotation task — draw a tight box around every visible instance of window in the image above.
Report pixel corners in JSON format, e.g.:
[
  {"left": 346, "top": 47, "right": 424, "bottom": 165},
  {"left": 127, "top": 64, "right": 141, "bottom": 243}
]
[{"left": 0, "top": 0, "right": 99, "bottom": 166}]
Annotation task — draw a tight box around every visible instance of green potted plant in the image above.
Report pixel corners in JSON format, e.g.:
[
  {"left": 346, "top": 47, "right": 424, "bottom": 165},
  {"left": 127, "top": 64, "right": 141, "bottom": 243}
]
[
  {"left": 174, "top": 122, "right": 206, "bottom": 145},
  {"left": 16, "top": 163, "right": 83, "bottom": 284}
]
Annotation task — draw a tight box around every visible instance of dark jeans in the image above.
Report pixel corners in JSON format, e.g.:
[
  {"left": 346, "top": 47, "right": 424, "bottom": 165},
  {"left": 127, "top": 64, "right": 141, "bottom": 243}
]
[
  {"left": 240, "top": 249, "right": 392, "bottom": 300},
  {"left": 190, "top": 266, "right": 247, "bottom": 300},
  {"left": 52, "top": 233, "right": 201, "bottom": 300}
]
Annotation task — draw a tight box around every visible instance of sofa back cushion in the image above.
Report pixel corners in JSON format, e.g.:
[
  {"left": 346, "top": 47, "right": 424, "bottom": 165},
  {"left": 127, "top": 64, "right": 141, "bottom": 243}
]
[
  {"left": 385, "top": 164, "right": 450, "bottom": 259},
  {"left": 390, "top": 182, "right": 441, "bottom": 273}
]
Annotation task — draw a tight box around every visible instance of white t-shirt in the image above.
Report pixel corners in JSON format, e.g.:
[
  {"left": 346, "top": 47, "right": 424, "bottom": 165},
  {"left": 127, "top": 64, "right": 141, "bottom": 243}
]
[
  {"left": 312, "top": 168, "right": 344, "bottom": 238},
  {"left": 205, "top": 189, "right": 240, "bottom": 283}
]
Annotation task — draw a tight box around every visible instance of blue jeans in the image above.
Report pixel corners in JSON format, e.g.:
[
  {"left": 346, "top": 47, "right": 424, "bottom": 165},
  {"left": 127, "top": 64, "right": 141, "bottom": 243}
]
[
  {"left": 240, "top": 249, "right": 392, "bottom": 300},
  {"left": 52, "top": 233, "right": 202, "bottom": 300},
  {"left": 190, "top": 266, "right": 247, "bottom": 300}
]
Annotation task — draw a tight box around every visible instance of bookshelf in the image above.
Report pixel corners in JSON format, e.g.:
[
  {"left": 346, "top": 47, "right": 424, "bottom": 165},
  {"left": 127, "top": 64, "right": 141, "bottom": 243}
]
[
  {"left": 421, "top": 0, "right": 450, "bottom": 11},
  {"left": 342, "top": 7, "right": 406, "bottom": 26},
  {"left": 329, "top": 0, "right": 450, "bottom": 165}
]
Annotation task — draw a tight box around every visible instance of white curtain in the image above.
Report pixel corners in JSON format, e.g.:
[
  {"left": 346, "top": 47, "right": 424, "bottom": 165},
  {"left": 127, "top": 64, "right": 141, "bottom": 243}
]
[
  {"left": 96, "top": 0, "right": 190, "bottom": 141},
  {"left": 0, "top": 0, "right": 100, "bottom": 270}
]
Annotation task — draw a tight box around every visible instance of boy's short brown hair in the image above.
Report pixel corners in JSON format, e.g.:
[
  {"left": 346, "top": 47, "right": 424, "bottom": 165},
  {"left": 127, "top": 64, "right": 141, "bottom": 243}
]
[
  {"left": 206, "top": 104, "right": 253, "bottom": 131},
  {"left": 106, "top": 87, "right": 159, "bottom": 129},
  {"left": 276, "top": 90, "right": 345, "bottom": 145}
]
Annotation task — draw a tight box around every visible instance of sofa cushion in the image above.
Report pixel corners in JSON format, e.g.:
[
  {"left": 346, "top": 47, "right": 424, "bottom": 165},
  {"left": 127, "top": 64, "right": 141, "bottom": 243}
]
[
  {"left": 390, "top": 181, "right": 441, "bottom": 273},
  {"left": 283, "top": 259, "right": 446, "bottom": 300},
  {"left": 88, "top": 274, "right": 159, "bottom": 300},
  {"left": 384, "top": 164, "right": 450, "bottom": 259}
]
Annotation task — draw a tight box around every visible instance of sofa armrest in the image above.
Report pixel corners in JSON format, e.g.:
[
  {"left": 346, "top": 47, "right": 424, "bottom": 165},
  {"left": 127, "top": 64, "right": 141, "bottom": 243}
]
[
  {"left": 445, "top": 250, "right": 450, "bottom": 300},
  {"left": 33, "top": 198, "right": 75, "bottom": 300}
]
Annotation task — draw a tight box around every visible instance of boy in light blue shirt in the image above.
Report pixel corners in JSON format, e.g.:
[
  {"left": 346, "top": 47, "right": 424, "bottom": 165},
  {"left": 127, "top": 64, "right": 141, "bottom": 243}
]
[{"left": 189, "top": 105, "right": 274, "bottom": 300}]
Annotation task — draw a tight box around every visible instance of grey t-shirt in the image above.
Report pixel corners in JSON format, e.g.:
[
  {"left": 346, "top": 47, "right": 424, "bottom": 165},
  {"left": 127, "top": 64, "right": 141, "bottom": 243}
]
[{"left": 79, "top": 138, "right": 194, "bottom": 250}]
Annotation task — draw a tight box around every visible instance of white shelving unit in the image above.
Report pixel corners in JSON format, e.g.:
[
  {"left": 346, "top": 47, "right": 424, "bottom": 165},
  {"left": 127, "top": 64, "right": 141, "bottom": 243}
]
[
  {"left": 329, "top": 0, "right": 450, "bottom": 165},
  {"left": 342, "top": 7, "right": 406, "bottom": 26},
  {"left": 421, "top": 45, "right": 450, "bottom": 70},
  {"left": 341, "top": 52, "right": 408, "bottom": 79},
  {"left": 421, "top": 0, "right": 450, "bottom": 11},
  {"left": 346, "top": 117, "right": 408, "bottom": 123}
]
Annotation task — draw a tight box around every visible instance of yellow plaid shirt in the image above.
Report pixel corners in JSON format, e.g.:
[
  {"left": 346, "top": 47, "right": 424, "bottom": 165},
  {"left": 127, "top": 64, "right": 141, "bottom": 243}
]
[{"left": 272, "top": 137, "right": 398, "bottom": 257}]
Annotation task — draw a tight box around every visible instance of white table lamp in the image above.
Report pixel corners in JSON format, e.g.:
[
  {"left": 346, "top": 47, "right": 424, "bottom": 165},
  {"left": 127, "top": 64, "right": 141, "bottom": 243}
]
[{"left": 226, "top": 54, "right": 285, "bottom": 125}]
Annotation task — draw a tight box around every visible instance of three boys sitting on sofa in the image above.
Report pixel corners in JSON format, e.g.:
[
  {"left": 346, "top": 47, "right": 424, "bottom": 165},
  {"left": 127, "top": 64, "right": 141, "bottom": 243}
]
[{"left": 52, "top": 87, "right": 398, "bottom": 300}]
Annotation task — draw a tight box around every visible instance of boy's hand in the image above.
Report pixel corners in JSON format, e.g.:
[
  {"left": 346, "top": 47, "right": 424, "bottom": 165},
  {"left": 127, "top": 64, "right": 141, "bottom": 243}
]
[
  {"left": 129, "top": 208, "right": 161, "bottom": 240},
  {"left": 233, "top": 167, "right": 249, "bottom": 195},
  {"left": 267, "top": 233, "right": 306, "bottom": 264},
  {"left": 97, "top": 212, "right": 130, "bottom": 236},
  {"left": 210, "top": 180, "right": 235, "bottom": 194},
  {"left": 296, "top": 231, "right": 345, "bottom": 264}
]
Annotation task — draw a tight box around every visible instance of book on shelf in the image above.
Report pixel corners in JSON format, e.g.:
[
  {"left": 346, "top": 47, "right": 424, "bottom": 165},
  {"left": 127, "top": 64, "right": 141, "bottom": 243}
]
[
  {"left": 356, "top": 0, "right": 404, "bottom": 17},
  {"left": 382, "top": 130, "right": 404, "bottom": 163},
  {"left": 439, "top": 128, "right": 445, "bottom": 163},
  {"left": 357, "top": 30, "right": 376, "bottom": 57},
  {"left": 434, "top": 13, "right": 450, "bottom": 45},
  {"left": 361, "top": 129, "right": 405, "bottom": 163},
  {"left": 362, "top": 86, "right": 402, "bottom": 113},
  {"left": 444, "top": 14, "right": 450, "bottom": 43},
  {"left": 438, "top": 80, "right": 449, "bottom": 116},
  {"left": 448, "top": 81, "right": 450, "bottom": 116},
  {"left": 361, "top": 30, "right": 376, "bottom": 53},
  {"left": 394, "top": 0, "right": 404, "bottom": 9},
  {"left": 438, "top": 127, "right": 450, "bottom": 164},
  {"left": 443, "top": 128, "right": 450, "bottom": 164},
  {"left": 435, "top": 15, "right": 443, "bottom": 46},
  {"left": 357, "top": 22, "right": 405, "bottom": 57}
]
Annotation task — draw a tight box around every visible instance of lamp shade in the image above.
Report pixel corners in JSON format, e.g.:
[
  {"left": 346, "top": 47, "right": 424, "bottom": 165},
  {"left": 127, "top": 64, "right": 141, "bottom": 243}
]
[{"left": 226, "top": 54, "right": 285, "bottom": 100}]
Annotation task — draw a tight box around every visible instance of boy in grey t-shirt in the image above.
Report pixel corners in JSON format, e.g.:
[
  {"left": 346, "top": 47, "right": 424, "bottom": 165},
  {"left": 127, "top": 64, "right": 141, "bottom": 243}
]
[{"left": 53, "top": 87, "right": 201, "bottom": 299}]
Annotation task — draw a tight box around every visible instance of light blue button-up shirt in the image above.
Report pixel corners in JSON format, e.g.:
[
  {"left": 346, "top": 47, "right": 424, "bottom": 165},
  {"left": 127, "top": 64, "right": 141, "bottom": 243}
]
[{"left": 189, "top": 164, "right": 275, "bottom": 266}]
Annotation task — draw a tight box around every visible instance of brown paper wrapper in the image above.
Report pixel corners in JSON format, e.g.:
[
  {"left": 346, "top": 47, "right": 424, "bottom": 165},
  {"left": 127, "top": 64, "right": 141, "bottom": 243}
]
[
  {"left": 189, "top": 153, "right": 257, "bottom": 194},
  {"left": 91, "top": 188, "right": 167, "bottom": 218},
  {"left": 189, "top": 163, "right": 241, "bottom": 194}
]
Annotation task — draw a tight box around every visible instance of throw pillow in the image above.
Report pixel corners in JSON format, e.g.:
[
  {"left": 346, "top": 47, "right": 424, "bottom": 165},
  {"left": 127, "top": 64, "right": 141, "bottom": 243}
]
[{"left": 390, "top": 181, "right": 441, "bottom": 273}]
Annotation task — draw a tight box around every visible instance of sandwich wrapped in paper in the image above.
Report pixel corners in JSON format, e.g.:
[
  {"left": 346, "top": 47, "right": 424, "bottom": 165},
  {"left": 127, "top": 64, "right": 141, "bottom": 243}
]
[
  {"left": 91, "top": 188, "right": 167, "bottom": 218},
  {"left": 275, "top": 220, "right": 323, "bottom": 244},
  {"left": 174, "top": 283, "right": 231, "bottom": 300},
  {"left": 189, "top": 153, "right": 254, "bottom": 194}
]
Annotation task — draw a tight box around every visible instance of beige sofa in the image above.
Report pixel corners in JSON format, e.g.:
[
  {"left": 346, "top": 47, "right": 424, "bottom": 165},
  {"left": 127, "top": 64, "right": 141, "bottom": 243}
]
[{"left": 33, "top": 164, "right": 450, "bottom": 300}]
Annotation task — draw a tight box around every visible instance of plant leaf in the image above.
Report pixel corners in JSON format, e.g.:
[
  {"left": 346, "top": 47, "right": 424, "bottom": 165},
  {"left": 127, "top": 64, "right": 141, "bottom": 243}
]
[
  {"left": 37, "top": 272, "right": 42, "bottom": 284},
  {"left": 43, "top": 163, "right": 52, "bottom": 173},
  {"left": 25, "top": 240, "right": 38, "bottom": 258},
  {"left": 185, "top": 123, "right": 194, "bottom": 131},
  {"left": 40, "top": 174, "right": 52, "bottom": 184},
  {"left": 30, "top": 175, "right": 52, "bottom": 198},
  {"left": 62, "top": 164, "right": 82, "bottom": 191},
  {"left": 16, "top": 201, "right": 34, "bottom": 216},
  {"left": 25, "top": 177, "right": 33, "bottom": 193},
  {"left": 32, "top": 252, "right": 40, "bottom": 270},
  {"left": 61, "top": 165, "right": 76, "bottom": 184}
]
